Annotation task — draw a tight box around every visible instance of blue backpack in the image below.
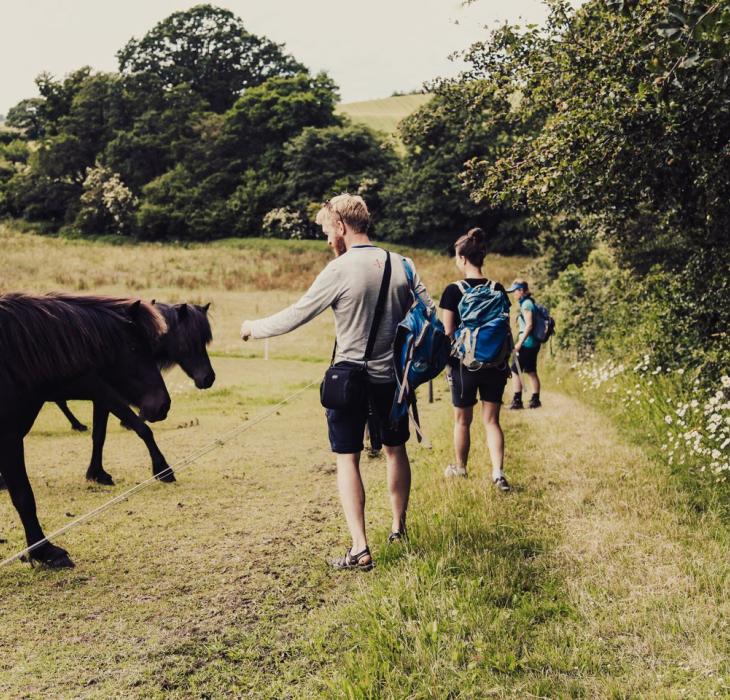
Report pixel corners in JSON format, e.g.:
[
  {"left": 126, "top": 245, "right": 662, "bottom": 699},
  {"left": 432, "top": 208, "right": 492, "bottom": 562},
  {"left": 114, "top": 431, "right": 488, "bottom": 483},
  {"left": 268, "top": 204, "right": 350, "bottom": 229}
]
[
  {"left": 391, "top": 259, "right": 450, "bottom": 438},
  {"left": 452, "top": 280, "right": 512, "bottom": 369},
  {"left": 529, "top": 299, "right": 556, "bottom": 344}
]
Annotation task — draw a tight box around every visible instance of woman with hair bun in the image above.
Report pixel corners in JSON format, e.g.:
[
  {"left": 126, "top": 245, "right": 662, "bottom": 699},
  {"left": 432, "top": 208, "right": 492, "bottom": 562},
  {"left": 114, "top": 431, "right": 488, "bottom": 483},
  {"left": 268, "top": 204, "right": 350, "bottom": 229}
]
[{"left": 438, "top": 228, "right": 512, "bottom": 492}]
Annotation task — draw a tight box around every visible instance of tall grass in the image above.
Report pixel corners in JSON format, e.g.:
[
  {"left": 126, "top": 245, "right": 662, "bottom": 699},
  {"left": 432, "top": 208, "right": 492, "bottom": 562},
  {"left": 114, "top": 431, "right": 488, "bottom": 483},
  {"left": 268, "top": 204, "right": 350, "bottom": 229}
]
[
  {"left": 291, "top": 377, "right": 730, "bottom": 698},
  {"left": 294, "top": 408, "right": 580, "bottom": 699},
  {"left": 558, "top": 355, "right": 730, "bottom": 496}
]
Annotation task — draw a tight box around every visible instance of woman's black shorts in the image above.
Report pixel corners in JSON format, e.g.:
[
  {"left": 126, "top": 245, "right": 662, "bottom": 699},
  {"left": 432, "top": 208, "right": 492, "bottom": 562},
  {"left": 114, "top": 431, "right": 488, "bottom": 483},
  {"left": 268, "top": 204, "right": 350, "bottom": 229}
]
[
  {"left": 511, "top": 345, "right": 540, "bottom": 374},
  {"left": 446, "top": 360, "right": 510, "bottom": 408}
]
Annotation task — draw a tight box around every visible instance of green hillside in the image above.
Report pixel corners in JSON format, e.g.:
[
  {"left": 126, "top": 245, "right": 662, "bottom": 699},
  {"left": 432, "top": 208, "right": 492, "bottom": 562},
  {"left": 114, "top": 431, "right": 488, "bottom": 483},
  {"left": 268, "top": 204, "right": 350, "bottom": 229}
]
[{"left": 336, "top": 93, "right": 432, "bottom": 135}]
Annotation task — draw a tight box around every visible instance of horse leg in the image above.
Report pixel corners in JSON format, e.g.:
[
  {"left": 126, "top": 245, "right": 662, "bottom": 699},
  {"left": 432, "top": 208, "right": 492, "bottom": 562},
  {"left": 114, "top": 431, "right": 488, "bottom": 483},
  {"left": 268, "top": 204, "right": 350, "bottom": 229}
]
[
  {"left": 84, "top": 384, "right": 175, "bottom": 483},
  {"left": 56, "top": 400, "right": 88, "bottom": 432},
  {"left": 0, "top": 434, "right": 74, "bottom": 568},
  {"left": 85, "top": 402, "right": 114, "bottom": 485},
  {"left": 116, "top": 407, "right": 175, "bottom": 483}
]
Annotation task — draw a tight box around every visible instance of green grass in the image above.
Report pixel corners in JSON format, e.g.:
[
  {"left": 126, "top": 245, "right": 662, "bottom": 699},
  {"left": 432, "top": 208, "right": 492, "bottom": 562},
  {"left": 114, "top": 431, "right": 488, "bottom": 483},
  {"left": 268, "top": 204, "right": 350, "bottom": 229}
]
[
  {"left": 294, "top": 384, "right": 730, "bottom": 698},
  {"left": 336, "top": 94, "right": 432, "bottom": 135},
  {"left": 0, "top": 224, "right": 728, "bottom": 697}
]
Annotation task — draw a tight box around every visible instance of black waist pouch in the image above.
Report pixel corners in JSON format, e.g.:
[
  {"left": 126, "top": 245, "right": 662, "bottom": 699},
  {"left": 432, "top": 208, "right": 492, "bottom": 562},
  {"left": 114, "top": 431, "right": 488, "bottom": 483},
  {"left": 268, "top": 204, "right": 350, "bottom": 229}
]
[{"left": 320, "top": 362, "right": 368, "bottom": 410}]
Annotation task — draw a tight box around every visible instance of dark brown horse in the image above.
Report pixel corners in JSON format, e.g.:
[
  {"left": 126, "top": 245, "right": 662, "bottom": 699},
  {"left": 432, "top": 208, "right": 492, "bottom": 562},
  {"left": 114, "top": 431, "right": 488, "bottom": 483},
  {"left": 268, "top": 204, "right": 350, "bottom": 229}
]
[
  {"left": 0, "top": 293, "right": 171, "bottom": 567},
  {"left": 54, "top": 302, "right": 215, "bottom": 485}
]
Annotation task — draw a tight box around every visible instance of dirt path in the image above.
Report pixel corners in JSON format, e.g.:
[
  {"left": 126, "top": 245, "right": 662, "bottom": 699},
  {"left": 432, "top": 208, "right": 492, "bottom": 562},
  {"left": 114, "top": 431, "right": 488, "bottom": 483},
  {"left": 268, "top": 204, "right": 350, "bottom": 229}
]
[
  {"left": 503, "top": 390, "right": 730, "bottom": 697},
  {"left": 286, "top": 385, "right": 730, "bottom": 697}
]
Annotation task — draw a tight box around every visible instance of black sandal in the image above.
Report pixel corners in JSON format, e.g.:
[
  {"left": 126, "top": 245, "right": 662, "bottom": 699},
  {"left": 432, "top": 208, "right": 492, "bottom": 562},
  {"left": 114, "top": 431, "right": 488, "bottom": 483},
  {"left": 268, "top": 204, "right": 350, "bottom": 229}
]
[
  {"left": 388, "top": 530, "right": 406, "bottom": 544},
  {"left": 331, "top": 546, "right": 374, "bottom": 571}
]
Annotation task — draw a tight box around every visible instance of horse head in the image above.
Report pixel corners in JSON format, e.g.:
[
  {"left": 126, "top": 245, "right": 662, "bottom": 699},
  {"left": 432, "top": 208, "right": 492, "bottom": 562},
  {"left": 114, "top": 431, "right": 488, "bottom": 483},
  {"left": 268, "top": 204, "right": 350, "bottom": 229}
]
[{"left": 156, "top": 301, "right": 215, "bottom": 390}]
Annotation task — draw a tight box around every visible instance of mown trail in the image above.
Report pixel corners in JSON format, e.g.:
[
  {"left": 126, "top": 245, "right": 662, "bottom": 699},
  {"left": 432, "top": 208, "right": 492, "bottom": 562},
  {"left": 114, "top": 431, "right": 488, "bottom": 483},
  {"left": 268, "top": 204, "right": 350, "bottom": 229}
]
[{"left": 507, "top": 389, "right": 730, "bottom": 697}]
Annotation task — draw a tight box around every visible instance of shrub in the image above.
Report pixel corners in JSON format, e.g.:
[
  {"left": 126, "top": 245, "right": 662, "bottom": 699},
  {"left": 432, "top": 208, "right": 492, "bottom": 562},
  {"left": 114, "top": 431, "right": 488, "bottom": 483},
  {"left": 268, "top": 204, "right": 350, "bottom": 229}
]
[
  {"left": 74, "top": 164, "right": 137, "bottom": 235},
  {"left": 262, "top": 207, "right": 307, "bottom": 239},
  {"left": 546, "top": 245, "right": 729, "bottom": 374}
]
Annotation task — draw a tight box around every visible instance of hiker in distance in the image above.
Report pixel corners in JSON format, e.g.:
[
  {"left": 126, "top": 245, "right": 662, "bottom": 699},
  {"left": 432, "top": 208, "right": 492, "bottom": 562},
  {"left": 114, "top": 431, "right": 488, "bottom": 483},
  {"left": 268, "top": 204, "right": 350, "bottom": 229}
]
[
  {"left": 439, "top": 228, "right": 512, "bottom": 492},
  {"left": 507, "top": 279, "right": 542, "bottom": 410},
  {"left": 240, "top": 194, "right": 437, "bottom": 571}
]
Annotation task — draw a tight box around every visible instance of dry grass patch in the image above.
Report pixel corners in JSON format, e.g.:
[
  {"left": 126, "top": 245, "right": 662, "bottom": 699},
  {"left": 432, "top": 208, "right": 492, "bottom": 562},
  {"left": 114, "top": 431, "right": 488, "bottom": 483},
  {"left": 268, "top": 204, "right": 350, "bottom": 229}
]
[{"left": 0, "top": 222, "right": 529, "bottom": 300}]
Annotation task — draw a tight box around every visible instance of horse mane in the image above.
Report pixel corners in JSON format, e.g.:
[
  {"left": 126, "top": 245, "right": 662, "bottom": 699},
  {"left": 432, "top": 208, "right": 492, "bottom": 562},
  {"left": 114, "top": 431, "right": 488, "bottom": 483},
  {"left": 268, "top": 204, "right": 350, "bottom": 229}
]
[
  {"left": 0, "top": 293, "right": 166, "bottom": 388},
  {"left": 155, "top": 303, "right": 213, "bottom": 370}
]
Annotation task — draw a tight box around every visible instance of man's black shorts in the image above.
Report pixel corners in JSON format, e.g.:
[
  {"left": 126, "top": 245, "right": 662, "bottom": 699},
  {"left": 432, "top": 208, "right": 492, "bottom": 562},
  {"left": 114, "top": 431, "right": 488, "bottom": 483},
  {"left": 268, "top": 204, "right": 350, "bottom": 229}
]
[
  {"left": 446, "top": 360, "right": 510, "bottom": 408},
  {"left": 326, "top": 381, "right": 409, "bottom": 454},
  {"left": 511, "top": 345, "right": 540, "bottom": 374}
]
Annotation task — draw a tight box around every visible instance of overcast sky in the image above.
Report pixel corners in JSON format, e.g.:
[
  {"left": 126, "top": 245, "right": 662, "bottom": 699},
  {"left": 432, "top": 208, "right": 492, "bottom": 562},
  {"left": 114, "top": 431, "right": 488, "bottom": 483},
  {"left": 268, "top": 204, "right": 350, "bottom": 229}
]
[{"left": 0, "top": 0, "right": 552, "bottom": 115}]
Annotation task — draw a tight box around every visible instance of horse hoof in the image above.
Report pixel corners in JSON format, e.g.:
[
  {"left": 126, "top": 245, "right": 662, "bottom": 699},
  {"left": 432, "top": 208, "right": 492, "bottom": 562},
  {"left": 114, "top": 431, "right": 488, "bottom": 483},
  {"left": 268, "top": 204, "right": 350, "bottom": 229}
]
[
  {"left": 155, "top": 468, "right": 176, "bottom": 483},
  {"left": 31, "top": 544, "right": 75, "bottom": 569},
  {"left": 47, "top": 552, "right": 75, "bottom": 568},
  {"left": 86, "top": 471, "right": 114, "bottom": 486},
  {"left": 72, "top": 423, "right": 88, "bottom": 432}
]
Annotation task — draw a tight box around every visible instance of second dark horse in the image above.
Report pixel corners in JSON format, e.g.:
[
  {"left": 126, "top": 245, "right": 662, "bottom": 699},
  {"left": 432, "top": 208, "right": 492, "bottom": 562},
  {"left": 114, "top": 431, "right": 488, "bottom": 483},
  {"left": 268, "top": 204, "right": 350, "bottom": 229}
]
[{"left": 56, "top": 302, "right": 215, "bottom": 486}]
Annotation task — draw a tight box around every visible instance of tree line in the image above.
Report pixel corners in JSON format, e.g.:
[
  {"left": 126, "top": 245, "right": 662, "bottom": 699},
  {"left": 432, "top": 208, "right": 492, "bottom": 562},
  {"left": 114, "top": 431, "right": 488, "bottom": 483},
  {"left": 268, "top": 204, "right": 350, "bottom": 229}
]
[
  {"left": 0, "top": 4, "right": 532, "bottom": 251},
  {"left": 452, "top": 0, "right": 729, "bottom": 373}
]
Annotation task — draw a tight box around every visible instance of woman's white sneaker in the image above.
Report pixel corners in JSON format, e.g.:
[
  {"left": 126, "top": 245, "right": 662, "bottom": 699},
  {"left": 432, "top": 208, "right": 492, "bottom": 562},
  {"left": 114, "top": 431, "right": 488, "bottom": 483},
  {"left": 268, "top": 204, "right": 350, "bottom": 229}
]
[
  {"left": 444, "top": 464, "right": 468, "bottom": 478},
  {"left": 493, "top": 475, "right": 512, "bottom": 492}
]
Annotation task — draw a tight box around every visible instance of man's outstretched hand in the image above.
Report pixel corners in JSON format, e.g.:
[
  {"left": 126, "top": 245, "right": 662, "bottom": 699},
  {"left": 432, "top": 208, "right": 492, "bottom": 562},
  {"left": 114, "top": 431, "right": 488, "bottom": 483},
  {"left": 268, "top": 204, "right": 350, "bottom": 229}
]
[{"left": 240, "top": 320, "right": 253, "bottom": 341}]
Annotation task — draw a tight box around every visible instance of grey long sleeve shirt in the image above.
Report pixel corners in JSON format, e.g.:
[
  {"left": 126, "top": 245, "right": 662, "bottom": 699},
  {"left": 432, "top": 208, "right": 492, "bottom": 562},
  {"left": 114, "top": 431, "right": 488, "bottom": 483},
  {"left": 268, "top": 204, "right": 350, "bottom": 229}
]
[{"left": 250, "top": 245, "right": 435, "bottom": 383}]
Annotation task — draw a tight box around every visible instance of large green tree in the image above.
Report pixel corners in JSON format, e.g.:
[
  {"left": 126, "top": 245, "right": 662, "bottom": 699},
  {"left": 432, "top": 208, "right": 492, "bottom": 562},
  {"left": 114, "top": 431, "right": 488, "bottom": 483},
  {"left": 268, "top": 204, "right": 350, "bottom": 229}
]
[
  {"left": 103, "top": 80, "right": 209, "bottom": 190},
  {"left": 117, "top": 4, "right": 306, "bottom": 112},
  {"left": 282, "top": 122, "right": 398, "bottom": 233},
  {"left": 465, "top": 0, "right": 730, "bottom": 274},
  {"left": 138, "top": 73, "right": 341, "bottom": 239},
  {"left": 461, "top": 0, "right": 730, "bottom": 366},
  {"left": 378, "top": 81, "right": 538, "bottom": 251}
]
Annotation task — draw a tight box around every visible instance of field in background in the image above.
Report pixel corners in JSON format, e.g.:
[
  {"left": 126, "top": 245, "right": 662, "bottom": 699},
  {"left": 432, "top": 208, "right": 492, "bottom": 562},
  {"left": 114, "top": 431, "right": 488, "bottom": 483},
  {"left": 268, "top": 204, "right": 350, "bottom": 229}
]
[
  {"left": 0, "top": 222, "right": 528, "bottom": 356},
  {"left": 336, "top": 94, "right": 432, "bottom": 135}
]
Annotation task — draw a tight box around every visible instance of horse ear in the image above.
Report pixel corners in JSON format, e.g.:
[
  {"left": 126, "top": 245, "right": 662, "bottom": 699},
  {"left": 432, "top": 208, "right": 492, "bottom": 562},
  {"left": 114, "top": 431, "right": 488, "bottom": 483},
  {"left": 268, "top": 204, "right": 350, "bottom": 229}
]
[
  {"left": 128, "top": 300, "right": 142, "bottom": 320},
  {"left": 151, "top": 299, "right": 156, "bottom": 306},
  {"left": 178, "top": 303, "right": 189, "bottom": 318},
  {"left": 202, "top": 302, "right": 211, "bottom": 313}
]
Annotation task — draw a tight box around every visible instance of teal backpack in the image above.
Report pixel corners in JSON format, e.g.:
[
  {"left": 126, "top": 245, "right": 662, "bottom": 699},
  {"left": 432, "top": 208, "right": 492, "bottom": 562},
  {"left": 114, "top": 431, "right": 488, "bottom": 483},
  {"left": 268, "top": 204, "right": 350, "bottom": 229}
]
[
  {"left": 530, "top": 299, "right": 556, "bottom": 344},
  {"left": 391, "top": 259, "right": 450, "bottom": 441},
  {"left": 452, "top": 281, "right": 512, "bottom": 369}
]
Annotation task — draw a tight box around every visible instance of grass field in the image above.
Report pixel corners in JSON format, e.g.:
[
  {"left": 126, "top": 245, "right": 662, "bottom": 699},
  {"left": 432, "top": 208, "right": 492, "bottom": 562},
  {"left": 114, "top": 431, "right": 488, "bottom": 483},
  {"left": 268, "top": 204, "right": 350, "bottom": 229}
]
[
  {"left": 0, "top": 223, "right": 728, "bottom": 698},
  {"left": 336, "top": 94, "right": 432, "bottom": 135}
]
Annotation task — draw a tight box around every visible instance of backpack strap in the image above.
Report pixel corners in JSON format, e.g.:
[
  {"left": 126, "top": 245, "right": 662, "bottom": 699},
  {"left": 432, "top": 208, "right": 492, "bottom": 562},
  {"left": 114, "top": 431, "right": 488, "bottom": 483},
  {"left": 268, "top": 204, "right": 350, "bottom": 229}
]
[
  {"left": 456, "top": 280, "right": 470, "bottom": 294},
  {"left": 402, "top": 257, "right": 415, "bottom": 289},
  {"left": 363, "top": 251, "right": 392, "bottom": 362},
  {"left": 401, "top": 258, "right": 429, "bottom": 308},
  {"left": 408, "top": 393, "right": 431, "bottom": 447}
]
